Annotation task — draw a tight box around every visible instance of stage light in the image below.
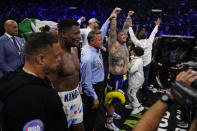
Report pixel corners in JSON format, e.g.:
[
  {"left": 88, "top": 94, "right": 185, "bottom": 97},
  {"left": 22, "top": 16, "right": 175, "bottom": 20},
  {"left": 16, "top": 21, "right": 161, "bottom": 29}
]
[
  {"left": 151, "top": 9, "right": 162, "bottom": 13},
  {"left": 69, "top": 7, "right": 78, "bottom": 10}
]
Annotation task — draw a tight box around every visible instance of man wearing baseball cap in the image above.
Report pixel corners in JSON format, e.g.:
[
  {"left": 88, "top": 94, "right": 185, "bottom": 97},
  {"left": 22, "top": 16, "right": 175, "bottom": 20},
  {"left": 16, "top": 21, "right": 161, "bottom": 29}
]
[
  {"left": 78, "top": 8, "right": 119, "bottom": 48},
  {"left": 88, "top": 18, "right": 101, "bottom": 30}
]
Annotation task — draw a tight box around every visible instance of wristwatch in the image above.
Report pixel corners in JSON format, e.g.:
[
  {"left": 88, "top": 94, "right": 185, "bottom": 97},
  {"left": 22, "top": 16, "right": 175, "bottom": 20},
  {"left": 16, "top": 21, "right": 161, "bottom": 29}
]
[{"left": 160, "top": 94, "right": 172, "bottom": 105}]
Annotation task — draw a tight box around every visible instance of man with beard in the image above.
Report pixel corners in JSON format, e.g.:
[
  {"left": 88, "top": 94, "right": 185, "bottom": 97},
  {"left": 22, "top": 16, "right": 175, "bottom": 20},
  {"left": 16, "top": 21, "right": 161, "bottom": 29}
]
[
  {"left": 0, "top": 32, "right": 67, "bottom": 131},
  {"left": 48, "top": 19, "right": 85, "bottom": 131},
  {"left": 105, "top": 9, "right": 134, "bottom": 130},
  {"left": 78, "top": 8, "right": 119, "bottom": 48}
]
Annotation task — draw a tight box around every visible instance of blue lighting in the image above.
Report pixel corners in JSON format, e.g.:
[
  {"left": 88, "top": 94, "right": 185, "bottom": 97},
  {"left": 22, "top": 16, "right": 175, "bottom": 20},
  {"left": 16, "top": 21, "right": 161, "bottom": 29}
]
[
  {"left": 180, "top": 2, "right": 185, "bottom": 6},
  {"left": 92, "top": 11, "right": 96, "bottom": 15}
]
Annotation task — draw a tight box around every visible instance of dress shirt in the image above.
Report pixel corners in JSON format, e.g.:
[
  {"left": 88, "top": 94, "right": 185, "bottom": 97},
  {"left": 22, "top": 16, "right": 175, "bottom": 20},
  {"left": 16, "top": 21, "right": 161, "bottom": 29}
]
[
  {"left": 80, "top": 45, "right": 104, "bottom": 100},
  {"left": 78, "top": 19, "right": 110, "bottom": 47},
  {"left": 129, "top": 25, "right": 158, "bottom": 66}
]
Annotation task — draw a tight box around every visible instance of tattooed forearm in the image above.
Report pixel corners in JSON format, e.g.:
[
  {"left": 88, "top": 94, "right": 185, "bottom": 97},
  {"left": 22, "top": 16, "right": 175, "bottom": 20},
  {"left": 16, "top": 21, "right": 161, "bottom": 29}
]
[
  {"left": 109, "top": 18, "right": 117, "bottom": 45},
  {"left": 122, "top": 17, "right": 131, "bottom": 34}
]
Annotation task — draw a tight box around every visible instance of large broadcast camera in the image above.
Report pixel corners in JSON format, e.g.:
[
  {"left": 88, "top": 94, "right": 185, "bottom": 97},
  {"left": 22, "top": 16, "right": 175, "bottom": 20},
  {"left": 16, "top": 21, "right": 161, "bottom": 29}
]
[
  {"left": 152, "top": 35, "right": 197, "bottom": 89},
  {"left": 152, "top": 35, "right": 197, "bottom": 123}
]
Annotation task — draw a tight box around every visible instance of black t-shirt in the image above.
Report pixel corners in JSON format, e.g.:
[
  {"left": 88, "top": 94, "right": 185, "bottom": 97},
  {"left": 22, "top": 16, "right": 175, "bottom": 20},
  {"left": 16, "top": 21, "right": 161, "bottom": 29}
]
[{"left": 1, "top": 69, "right": 68, "bottom": 131}]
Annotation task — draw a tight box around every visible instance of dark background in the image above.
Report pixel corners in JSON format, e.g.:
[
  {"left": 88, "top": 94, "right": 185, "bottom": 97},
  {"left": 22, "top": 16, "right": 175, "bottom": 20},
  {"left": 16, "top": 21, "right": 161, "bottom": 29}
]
[{"left": 0, "top": 0, "right": 196, "bottom": 37}]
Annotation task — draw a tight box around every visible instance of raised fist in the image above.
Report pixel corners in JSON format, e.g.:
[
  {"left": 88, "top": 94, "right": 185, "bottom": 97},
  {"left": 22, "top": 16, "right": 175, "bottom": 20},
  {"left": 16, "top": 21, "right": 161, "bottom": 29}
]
[
  {"left": 114, "top": 7, "right": 122, "bottom": 14},
  {"left": 80, "top": 16, "right": 86, "bottom": 22},
  {"left": 155, "top": 18, "right": 161, "bottom": 26}
]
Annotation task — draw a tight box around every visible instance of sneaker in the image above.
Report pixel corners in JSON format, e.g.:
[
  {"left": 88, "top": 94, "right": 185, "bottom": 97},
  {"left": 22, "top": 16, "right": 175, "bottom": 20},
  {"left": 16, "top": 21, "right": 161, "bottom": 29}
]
[
  {"left": 125, "top": 103, "right": 133, "bottom": 109},
  {"left": 105, "top": 117, "right": 120, "bottom": 131},
  {"left": 113, "top": 112, "right": 121, "bottom": 119},
  {"left": 106, "top": 112, "right": 121, "bottom": 119},
  {"left": 131, "top": 106, "right": 144, "bottom": 114},
  {"left": 148, "top": 84, "right": 154, "bottom": 90}
]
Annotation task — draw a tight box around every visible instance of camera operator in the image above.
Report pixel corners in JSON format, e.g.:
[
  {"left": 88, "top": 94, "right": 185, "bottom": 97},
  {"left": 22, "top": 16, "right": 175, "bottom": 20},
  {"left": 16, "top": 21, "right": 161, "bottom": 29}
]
[{"left": 133, "top": 69, "right": 197, "bottom": 131}]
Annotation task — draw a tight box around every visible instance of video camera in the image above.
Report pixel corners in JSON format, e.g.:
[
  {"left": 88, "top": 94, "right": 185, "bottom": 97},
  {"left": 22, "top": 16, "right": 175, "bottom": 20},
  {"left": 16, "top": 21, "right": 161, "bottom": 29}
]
[{"left": 171, "top": 79, "right": 197, "bottom": 120}]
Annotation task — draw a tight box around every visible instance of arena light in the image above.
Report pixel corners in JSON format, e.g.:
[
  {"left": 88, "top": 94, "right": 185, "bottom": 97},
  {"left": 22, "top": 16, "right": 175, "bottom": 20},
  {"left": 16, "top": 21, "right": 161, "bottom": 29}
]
[
  {"left": 69, "top": 7, "right": 77, "bottom": 9},
  {"left": 151, "top": 9, "right": 162, "bottom": 13}
]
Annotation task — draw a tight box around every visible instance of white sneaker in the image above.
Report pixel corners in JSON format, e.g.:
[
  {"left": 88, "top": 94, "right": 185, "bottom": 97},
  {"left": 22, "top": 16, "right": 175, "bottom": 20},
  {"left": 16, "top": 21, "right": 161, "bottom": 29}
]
[
  {"left": 105, "top": 118, "right": 120, "bottom": 131},
  {"left": 131, "top": 106, "right": 144, "bottom": 114},
  {"left": 124, "top": 103, "right": 133, "bottom": 109}
]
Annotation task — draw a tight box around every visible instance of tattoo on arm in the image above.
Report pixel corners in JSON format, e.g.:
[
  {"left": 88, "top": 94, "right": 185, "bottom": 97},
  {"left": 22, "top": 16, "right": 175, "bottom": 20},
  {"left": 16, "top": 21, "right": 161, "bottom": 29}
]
[
  {"left": 122, "top": 17, "right": 131, "bottom": 33},
  {"left": 109, "top": 18, "right": 117, "bottom": 47}
]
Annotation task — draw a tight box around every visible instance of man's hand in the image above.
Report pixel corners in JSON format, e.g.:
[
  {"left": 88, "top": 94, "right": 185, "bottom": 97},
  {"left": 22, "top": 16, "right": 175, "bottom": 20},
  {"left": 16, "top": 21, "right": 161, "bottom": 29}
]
[
  {"left": 109, "top": 13, "right": 116, "bottom": 20},
  {"left": 109, "top": 7, "right": 122, "bottom": 20},
  {"left": 128, "top": 11, "right": 134, "bottom": 17},
  {"left": 101, "top": 46, "right": 106, "bottom": 52},
  {"left": 79, "top": 16, "right": 86, "bottom": 22},
  {"left": 176, "top": 69, "right": 197, "bottom": 86},
  {"left": 166, "top": 89, "right": 174, "bottom": 101},
  {"left": 113, "top": 7, "right": 122, "bottom": 14},
  {"left": 92, "top": 99, "right": 99, "bottom": 109},
  {"left": 155, "top": 18, "right": 161, "bottom": 26},
  {"left": 128, "top": 21, "right": 133, "bottom": 27}
]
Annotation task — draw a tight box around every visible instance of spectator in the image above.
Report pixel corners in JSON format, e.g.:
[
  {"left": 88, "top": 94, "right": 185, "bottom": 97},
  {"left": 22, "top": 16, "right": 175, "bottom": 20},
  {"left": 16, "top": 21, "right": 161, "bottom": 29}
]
[{"left": 0, "top": 20, "right": 25, "bottom": 78}]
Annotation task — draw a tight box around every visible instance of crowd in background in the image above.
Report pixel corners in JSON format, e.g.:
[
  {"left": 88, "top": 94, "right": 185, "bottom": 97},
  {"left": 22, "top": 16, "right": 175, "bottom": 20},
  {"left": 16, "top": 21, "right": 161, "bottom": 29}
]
[{"left": 0, "top": 0, "right": 196, "bottom": 37}]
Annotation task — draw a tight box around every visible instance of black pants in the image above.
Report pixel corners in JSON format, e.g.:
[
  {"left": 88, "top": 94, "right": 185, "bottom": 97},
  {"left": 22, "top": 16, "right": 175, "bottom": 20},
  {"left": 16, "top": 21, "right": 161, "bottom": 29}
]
[
  {"left": 82, "top": 81, "right": 106, "bottom": 131},
  {"left": 142, "top": 64, "right": 150, "bottom": 99}
]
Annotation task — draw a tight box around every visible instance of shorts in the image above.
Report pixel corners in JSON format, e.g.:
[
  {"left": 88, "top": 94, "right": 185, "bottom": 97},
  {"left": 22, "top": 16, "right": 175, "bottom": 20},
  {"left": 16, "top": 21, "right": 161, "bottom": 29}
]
[
  {"left": 105, "top": 73, "right": 127, "bottom": 103},
  {"left": 58, "top": 86, "right": 83, "bottom": 128}
]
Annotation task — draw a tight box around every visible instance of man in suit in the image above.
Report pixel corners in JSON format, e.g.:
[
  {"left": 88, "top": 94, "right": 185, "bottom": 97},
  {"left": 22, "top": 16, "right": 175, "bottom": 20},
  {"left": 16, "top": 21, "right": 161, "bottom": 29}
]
[{"left": 0, "top": 20, "right": 25, "bottom": 78}]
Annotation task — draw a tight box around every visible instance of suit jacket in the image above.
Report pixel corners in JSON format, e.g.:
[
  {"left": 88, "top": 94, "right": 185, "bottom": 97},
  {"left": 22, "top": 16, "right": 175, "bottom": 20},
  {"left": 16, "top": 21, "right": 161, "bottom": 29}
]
[{"left": 0, "top": 34, "right": 25, "bottom": 78}]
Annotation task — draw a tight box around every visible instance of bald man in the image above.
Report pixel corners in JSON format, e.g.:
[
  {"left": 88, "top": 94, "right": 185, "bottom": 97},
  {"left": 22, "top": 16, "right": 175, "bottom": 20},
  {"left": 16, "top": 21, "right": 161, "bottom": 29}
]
[{"left": 0, "top": 20, "right": 25, "bottom": 78}]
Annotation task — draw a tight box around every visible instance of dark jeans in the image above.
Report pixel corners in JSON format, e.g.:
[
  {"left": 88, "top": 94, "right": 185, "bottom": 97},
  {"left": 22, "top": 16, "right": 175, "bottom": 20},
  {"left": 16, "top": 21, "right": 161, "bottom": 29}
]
[
  {"left": 82, "top": 81, "right": 106, "bottom": 131},
  {"left": 142, "top": 64, "right": 150, "bottom": 99},
  {"left": 0, "top": 102, "right": 3, "bottom": 131}
]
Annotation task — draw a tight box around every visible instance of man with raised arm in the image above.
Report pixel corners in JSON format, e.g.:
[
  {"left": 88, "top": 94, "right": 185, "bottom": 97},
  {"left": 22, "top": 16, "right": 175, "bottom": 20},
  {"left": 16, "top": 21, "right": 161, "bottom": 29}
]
[
  {"left": 77, "top": 8, "right": 118, "bottom": 48},
  {"left": 105, "top": 9, "right": 134, "bottom": 131},
  {"left": 129, "top": 17, "right": 161, "bottom": 102}
]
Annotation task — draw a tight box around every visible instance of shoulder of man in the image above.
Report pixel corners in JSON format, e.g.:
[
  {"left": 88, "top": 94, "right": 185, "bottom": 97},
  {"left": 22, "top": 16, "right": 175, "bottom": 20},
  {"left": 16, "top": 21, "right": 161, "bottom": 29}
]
[
  {"left": 0, "top": 69, "right": 49, "bottom": 101},
  {"left": 15, "top": 36, "right": 25, "bottom": 43},
  {"left": 0, "top": 34, "right": 8, "bottom": 40}
]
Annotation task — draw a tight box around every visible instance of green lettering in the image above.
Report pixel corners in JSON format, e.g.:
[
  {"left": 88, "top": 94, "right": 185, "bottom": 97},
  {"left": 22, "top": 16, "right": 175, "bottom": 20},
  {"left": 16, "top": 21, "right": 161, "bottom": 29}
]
[
  {"left": 144, "top": 106, "right": 149, "bottom": 110},
  {"left": 123, "top": 120, "right": 138, "bottom": 128},
  {"left": 130, "top": 113, "right": 143, "bottom": 118}
]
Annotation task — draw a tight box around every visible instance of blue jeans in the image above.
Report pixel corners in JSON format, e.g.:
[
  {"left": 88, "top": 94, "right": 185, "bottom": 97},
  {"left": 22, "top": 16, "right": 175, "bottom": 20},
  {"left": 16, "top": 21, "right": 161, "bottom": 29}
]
[{"left": 142, "top": 64, "right": 150, "bottom": 99}]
